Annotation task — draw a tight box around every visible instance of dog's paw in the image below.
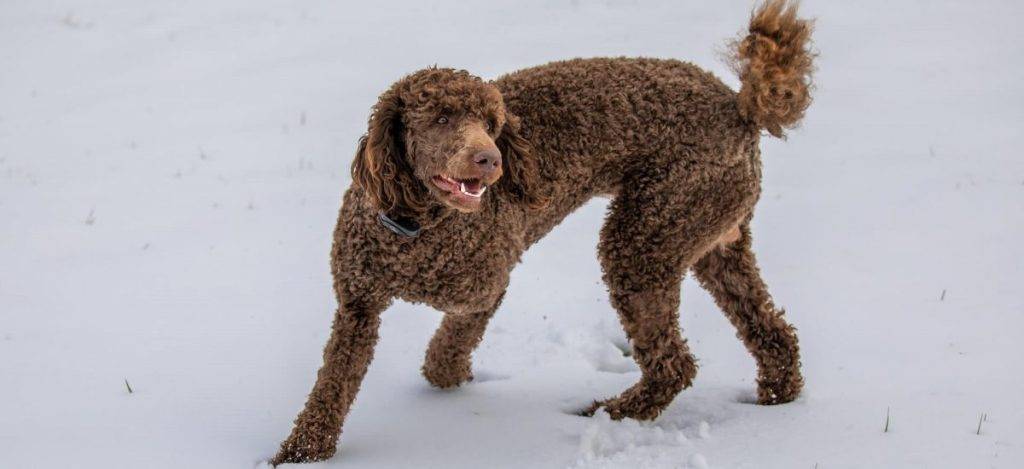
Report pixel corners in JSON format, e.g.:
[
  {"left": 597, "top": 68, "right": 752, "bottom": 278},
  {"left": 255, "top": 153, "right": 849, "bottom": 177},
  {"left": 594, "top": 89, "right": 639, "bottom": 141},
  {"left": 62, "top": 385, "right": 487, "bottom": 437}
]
[
  {"left": 270, "top": 429, "right": 338, "bottom": 466},
  {"left": 270, "top": 448, "right": 335, "bottom": 466},
  {"left": 422, "top": 360, "right": 473, "bottom": 389},
  {"left": 756, "top": 368, "right": 804, "bottom": 405},
  {"left": 583, "top": 397, "right": 663, "bottom": 421},
  {"left": 577, "top": 400, "right": 603, "bottom": 417},
  {"left": 580, "top": 386, "right": 674, "bottom": 421}
]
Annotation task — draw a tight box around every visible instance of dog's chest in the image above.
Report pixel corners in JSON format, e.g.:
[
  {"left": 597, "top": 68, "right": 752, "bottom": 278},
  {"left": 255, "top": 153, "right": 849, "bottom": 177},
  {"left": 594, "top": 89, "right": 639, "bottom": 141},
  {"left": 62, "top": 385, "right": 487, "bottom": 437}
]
[{"left": 393, "top": 219, "right": 523, "bottom": 314}]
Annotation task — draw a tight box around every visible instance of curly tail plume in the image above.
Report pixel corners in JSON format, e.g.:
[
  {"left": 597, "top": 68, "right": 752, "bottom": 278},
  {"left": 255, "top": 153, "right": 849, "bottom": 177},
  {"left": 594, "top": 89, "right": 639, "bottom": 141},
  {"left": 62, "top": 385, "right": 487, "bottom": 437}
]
[{"left": 732, "top": 0, "right": 815, "bottom": 138}]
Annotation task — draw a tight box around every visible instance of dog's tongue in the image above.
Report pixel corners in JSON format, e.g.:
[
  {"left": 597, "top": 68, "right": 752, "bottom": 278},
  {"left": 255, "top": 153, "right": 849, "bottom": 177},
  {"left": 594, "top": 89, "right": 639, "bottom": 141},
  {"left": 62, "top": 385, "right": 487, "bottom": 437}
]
[{"left": 462, "top": 179, "right": 483, "bottom": 193}]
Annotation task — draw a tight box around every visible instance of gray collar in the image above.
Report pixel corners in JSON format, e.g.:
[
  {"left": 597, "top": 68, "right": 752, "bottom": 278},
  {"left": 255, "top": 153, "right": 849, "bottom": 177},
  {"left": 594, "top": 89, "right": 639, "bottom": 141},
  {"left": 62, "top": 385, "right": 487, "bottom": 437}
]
[{"left": 377, "top": 212, "right": 421, "bottom": 238}]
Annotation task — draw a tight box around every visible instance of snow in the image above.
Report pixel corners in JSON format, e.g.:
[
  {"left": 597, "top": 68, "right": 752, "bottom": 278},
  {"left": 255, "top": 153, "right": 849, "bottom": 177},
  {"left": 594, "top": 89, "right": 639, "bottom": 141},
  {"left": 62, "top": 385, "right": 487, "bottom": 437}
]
[{"left": 1, "top": 0, "right": 1022, "bottom": 468}]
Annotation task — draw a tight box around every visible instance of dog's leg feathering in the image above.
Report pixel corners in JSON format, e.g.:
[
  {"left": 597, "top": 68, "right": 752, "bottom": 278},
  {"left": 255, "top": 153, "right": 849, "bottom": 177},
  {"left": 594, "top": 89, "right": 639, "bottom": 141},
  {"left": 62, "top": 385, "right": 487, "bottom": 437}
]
[
  {"left": 582, "top": 283, "right": 697, "bottom": 420},
  {"left": 693, "top": 220, "right": 803, "bottom": 404}
]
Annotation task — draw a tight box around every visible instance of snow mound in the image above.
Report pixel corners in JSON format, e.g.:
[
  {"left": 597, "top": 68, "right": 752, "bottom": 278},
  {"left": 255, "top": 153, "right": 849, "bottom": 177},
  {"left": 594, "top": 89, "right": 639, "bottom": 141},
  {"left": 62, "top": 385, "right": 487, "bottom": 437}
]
[{"left": 573, "top": 410, "right": 710, "bottom": 469}]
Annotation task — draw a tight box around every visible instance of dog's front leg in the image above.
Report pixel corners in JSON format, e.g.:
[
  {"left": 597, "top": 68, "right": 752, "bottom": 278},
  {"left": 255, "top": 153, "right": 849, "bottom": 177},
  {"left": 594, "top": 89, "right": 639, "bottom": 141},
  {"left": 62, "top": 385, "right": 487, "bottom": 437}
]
[
  {"left": 421, "top": 299, "right": 502, "bottom": 388},
  {"left": 271, "top": 295, "right": 388, "bottom": 465}
]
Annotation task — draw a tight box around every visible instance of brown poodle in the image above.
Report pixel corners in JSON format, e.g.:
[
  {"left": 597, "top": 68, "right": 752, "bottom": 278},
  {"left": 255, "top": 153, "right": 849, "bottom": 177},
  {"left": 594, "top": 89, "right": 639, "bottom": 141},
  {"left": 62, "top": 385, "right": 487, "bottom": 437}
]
[{"left": 272, "top": 0, "right": 814, "bottom": 464}]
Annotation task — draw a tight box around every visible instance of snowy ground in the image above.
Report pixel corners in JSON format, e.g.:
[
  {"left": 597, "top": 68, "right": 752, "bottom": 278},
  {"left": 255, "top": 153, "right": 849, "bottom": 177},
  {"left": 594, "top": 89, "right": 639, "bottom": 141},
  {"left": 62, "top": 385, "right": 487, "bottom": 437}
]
[{"left": 2, "top": 0, "right": 1022, "bottom": 468}]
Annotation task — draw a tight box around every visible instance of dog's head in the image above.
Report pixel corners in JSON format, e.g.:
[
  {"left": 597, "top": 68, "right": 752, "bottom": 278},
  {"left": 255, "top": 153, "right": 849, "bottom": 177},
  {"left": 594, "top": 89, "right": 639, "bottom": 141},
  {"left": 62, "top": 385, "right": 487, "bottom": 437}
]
[{"left": 352, "top": 68, "right": 546, "bottom": 215}]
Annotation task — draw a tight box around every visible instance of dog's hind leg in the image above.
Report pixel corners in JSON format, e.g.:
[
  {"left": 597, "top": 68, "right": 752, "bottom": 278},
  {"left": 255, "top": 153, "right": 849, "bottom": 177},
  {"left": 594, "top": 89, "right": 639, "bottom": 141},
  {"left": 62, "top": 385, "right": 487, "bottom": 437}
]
[
  {"left": 693, "top": 220, "right": 803, "bottom": 405},
  {"left": 585, "top": 160, "right": 755, "bottom": 420},
  {"left": 422, "top": 299, "right": 501, "bottom": 388}
]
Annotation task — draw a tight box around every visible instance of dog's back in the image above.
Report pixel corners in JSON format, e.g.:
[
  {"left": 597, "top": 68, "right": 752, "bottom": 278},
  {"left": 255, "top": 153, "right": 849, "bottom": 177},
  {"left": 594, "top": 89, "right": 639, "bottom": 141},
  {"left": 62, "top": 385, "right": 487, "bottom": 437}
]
[{"left": 495, "top": 0, "right": 814, "bottom": 244}]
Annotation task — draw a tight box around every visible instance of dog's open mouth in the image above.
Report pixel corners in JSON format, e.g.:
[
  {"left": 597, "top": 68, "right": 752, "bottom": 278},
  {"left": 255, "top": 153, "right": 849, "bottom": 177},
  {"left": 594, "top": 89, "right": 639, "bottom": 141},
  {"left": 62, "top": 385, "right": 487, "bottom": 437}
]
[{"left": 431, "top": 174, "right": 487, "bottom": 198}]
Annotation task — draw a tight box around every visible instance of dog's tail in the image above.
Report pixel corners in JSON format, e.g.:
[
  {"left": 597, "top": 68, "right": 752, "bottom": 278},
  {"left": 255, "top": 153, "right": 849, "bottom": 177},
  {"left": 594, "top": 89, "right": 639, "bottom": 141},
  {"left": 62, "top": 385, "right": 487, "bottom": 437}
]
[{"left": 731, "top": 0, "right": 815, "bottom": 138}]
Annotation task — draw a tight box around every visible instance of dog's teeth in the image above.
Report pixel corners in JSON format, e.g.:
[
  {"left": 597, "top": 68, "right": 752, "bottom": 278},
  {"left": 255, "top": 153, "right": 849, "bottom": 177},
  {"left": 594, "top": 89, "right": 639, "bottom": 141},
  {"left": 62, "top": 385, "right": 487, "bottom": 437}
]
[{"left": 457, "top": 181, "right": 484, "bottom": 198}]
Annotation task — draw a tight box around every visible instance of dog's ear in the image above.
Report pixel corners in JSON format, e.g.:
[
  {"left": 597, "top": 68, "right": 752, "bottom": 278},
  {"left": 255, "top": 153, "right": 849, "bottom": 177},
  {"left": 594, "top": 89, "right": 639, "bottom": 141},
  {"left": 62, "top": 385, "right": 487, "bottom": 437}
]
[
  {"left": 495, "top": 114, "right": 549, "bottom": 209},
  {"left": 351, "top": 90, "right": 429, "bottom": 213}
]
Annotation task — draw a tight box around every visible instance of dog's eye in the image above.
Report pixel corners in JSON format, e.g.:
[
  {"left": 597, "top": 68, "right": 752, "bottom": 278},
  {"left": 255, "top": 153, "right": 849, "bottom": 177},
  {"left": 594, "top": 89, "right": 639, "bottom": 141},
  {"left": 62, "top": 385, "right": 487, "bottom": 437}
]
[
  {"left": 485, "top": 121, "right": 494, "bottom": 131},
  {"left": 436, "top": 116, "right": 449, "bottom": 125}
]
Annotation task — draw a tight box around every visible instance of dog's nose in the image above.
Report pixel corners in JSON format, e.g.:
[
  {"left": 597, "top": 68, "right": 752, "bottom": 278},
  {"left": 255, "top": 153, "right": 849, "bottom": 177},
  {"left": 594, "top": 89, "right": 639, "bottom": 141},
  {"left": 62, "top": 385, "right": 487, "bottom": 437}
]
[{"left": 473, "top": 148, "right": 501, "bottom": 171}]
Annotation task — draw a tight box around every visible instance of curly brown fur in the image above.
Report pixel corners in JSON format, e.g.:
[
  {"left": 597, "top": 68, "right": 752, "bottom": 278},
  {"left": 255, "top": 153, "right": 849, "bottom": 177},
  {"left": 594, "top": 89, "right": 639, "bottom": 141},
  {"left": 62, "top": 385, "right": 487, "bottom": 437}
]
[
  {"left": 731, "top": 0, "right": 815, "bottom": 138},
  {"left": 273, "top": 2, "right": 813, "bottom": 464},
  {"left": 693, "top": 219, "right": 804, "bottom": 404},
  {"left": 422, "top": 302, "right": 500, "bottom": 388}
]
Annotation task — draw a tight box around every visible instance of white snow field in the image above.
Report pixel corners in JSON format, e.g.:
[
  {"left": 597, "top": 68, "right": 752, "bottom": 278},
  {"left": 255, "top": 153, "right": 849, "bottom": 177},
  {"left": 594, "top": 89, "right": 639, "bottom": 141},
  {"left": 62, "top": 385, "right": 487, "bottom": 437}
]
[{"left": 2, "top": 0, "right": 1022, "bottom": 467}]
